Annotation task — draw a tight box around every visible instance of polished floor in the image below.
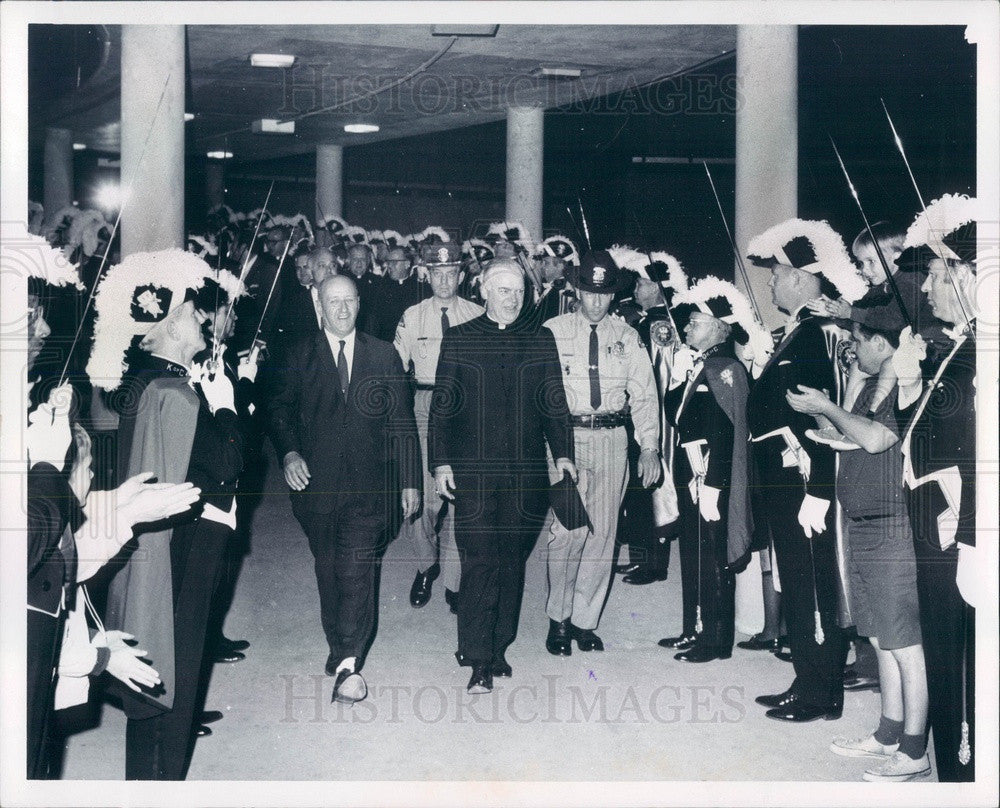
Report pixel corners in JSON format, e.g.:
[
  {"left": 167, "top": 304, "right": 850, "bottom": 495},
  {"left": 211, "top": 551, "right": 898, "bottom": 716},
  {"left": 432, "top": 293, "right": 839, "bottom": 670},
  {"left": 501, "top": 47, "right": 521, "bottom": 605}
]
[{"left": 57, "top": 448, "right": 902, "bottom": 783}]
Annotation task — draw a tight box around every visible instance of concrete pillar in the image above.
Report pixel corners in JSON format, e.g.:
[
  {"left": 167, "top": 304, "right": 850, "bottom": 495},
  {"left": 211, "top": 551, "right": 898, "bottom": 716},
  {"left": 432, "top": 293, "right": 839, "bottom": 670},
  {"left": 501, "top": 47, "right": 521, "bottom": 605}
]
[
  {"left": 505, "top": 106, "right": 544, "bottom": 245},
  {"left": 205, "top": 161, "right": 225, "bottom": 211},
  {"left": 43, "top": 127, "right": 74, "bottom": 214},
  {"left": 120, "top": 25, "right": 185, "bottom": 256},
  {"left": 735, "top": 26, "right": 798, "bottom": 331},
  {"left": 316, "top": 144, "right": 343, "bottom": 222}
]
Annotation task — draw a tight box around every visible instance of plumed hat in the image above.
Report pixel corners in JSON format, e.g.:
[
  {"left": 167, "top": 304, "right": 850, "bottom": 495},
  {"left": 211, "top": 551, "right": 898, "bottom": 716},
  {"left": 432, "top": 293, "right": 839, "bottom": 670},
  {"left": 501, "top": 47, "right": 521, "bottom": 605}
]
[
  {"left": 897, "top": 193, "right": 980, "bottom": 272},
  {"left": 2, "top": 222, "right": 83, "bottom": 292},
  {"left": 186, "top": 235, "right": 218, "bottom": 260},
  {"left": 536, "top": 235, "right": 580, "bottom": 267},
  {"left": 747, "top": 218, "right": 867, "bottom": 303},
  {"left": 319, "top": 214, "right": 349, "bottom": 234},
  {"left": 342, "top": 225, "right": 370, "bottom": 245},
  {"left": 672, "top": 275, "right": 773, "bottom": 365},
  {"left": 461, "top": 239, "right": 495, "bottom": 270}
]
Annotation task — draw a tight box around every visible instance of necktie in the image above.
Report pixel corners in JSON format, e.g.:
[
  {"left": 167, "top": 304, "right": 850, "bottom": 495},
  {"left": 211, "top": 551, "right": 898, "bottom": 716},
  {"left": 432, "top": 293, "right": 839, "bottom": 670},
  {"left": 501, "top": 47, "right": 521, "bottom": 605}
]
[
  {"left": 337, "top": 339, "right": 349, "bottom": 396},
  {"left": 441, "top": 306, "right": 450, "bottom": 334},
  {"left": 589, "top": 324, "right": 601, "bottom": 410}
]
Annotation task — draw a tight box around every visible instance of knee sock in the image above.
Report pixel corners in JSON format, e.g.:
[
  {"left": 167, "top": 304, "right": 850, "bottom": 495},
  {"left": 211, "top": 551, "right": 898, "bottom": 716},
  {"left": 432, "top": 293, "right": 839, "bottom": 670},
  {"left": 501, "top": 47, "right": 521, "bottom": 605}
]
[
  {"left": 873, "top": 715, "right": 905, "bottom": 745},
  {"left": 897, "top": 733, "right": 927, "bottom": 760}
]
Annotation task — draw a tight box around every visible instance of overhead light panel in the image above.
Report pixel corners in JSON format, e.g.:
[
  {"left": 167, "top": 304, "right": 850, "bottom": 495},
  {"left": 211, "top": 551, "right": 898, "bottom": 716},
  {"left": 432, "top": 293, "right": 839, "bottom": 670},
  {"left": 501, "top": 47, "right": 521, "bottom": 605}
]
[
  {"left": 250, "top": 53, "right": 296, "bottom": 68},
  {"left": 184, "top": 112, "right": 196, "bottom": 122},
  {"left": 344, "top": 123, "right": 379, "bottom": 134},
  {"left": 431, "top": 25, "right": 499, "bottom": 37},
  {"left": 72, "top": 142, "right": 87, "bottom": 151},
  {"left": 252, "top": 118, "right": 295, "bottom": 134},
  {"left": 207, "top": 150, "right": 233, "bottom": 159},
  {"left": 531, "top": 66, "right": 583, "bottom": 79}
]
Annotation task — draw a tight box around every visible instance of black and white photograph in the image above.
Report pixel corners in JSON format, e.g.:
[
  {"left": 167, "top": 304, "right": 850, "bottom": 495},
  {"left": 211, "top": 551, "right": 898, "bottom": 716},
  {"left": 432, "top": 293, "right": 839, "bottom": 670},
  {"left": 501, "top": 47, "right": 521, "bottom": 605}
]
[{"left": 1, "top": 2, "right": 997, "bottom": 805}]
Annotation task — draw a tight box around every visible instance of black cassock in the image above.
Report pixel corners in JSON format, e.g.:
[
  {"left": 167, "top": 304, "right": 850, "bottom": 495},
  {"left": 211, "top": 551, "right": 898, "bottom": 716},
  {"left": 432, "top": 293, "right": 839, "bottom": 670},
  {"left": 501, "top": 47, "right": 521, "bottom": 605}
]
[{"left": 429, "top": 314, "right": 574, "bottom": 665}]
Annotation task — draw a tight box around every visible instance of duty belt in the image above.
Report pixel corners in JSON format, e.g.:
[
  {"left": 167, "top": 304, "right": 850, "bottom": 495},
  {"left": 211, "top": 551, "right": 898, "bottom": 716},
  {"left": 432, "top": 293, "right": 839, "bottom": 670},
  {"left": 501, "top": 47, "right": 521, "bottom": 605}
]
[
  {"left": 570, "top": 411, "right": 629, "bottom": 430},
  {"left": 414, "top": 382, "right": 435, "bottom": 391}
]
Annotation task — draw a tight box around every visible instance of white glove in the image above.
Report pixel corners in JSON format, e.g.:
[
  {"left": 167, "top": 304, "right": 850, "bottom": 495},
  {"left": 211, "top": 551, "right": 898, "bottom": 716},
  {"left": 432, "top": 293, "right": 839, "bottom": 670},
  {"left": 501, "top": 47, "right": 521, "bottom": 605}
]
[
  {"left": 699, "top": 484, "right": 722, "bottom": 522},
  {"left": 103, "top": 631, "right": 161, "bottom": 692},
  {"left": 797, "top": 494, "right": 830, "bottom": 538},
  {"left": 237, "top": 344, "right": 261, "bottom": 383},
  {"left": 892, "top": 326, "right": 927, "bottom": 389},
  {"left": 26, "top": 383, "right": 73, "bottom": 470},
  {"left": 200, "top": 368, "right": 236, "bottom": 414},
  {"left": 670, "top": 345, "right": 696, "bottom": 382},
  {"left": 955, "top": 544, "right": 982, "bottom": 608}
]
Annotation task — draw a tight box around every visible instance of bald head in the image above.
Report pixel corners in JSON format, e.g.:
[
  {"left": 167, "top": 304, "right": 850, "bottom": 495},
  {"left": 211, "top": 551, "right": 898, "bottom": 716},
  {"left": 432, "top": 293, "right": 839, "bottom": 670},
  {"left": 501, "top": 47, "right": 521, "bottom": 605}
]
[
  {"left": 318, "top": 275, "right": 360, "bottom": 338},
  {"left": 308, "top": 246, "right": 337, "bottom": 286}
]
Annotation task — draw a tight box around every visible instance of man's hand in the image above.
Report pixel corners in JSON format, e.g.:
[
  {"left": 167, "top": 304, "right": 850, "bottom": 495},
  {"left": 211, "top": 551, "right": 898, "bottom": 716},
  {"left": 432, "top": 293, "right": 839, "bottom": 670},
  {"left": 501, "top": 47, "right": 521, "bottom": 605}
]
[
  {"left": 237, "top": 343, "right": 262, "bottom": 383},
  {"left": 955, "top": 544, "right": 982, "bottom": 608},
  {"left": 554, "top": 457, "right": 578, "bottom": 484},
  {"left": 283, "top": 451, "right": 311, "bottom": 491},
  {"left": 401, "top": 488, "right": 421, "bottom": 519},
  {"left": 806, "top": 295, "right": 851, "bottom": 320},
  {"left": 435, "top": 465, "right": 456, "bottom": 501},
  {"left": 68, "top": 423, "right": 94, "bottom": 505},
  {"left": 26, "top": 383, "right": 73, "bottom": 471},
  {"left": 699, "top": 484, "right": 722, "bottom": 522},
  {"left": 798, "top": 494, "right": 830, "bottom": 538},
  {"left": 892, "top": 326, "right": 927, "bottom": 392},
  {"left": 786, "top": 385, "right": 832, "bottom": 417},
  {"left": 637, "top": 448, "right": 661, "bottom": 488},
  {"left": 103, "top": 631, "right": 161, "bottom": 692},
  {"left": 115, "top": 472, "right": 201, "bottom": 527}
]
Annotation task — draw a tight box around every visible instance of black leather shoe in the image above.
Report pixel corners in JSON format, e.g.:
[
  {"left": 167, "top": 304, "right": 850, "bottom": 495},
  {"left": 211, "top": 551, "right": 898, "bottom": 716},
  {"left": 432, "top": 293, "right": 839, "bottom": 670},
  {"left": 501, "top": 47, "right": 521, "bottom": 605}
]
[
  {"left": 546, "top": 619, "right": 573, "bottom": 656},
  {"left": 444, "top": 588, "right": 458, "bottom": 615},
  {"left": 614, "top": 561, "right": 642, "bottom": 576},
  {"left": 736, "top": 633, "right": 780, "bottom": 652},
  {"left": 572, "top": 626, "right": 604, "bottom": 652},
  {"left": 409, "top": 563, "right": 440, "bottom": 608},
  {"left": 467, "top": 664, "right": 493, "bottom": 694},
  {"left": 622, "top": 567, "right": 668, "bottom": 585},
  {"left": 491, "top": 656, "right": 513, "bottom": 678},
  {"left": 218, "top": 635, "right": 250, "bottom": 653},
  {"left": 754, "top": 689, "right": 795, "bottom": 708},
  {"left": 843, "top": 674, "right": 880, "bottom": 692},
  {"left": 212, "top": 648, "right": 246, "bottom": 664},
  {"left": 331, "top": 668, "right": 368, "bottom": 704},
  {"left": 195, "top": 724, "right": 212, "bottom": 737},
  {"left": 200, "top": 710, "right": 224, "bottom": 724},
  {"left": 765, "top": 700, "right": 843, "bottom": 722},
  {"left": 674, "top": 644, "right": 732, "bottom": 663},
  {"left": 658, "top": 633, "right": 697, "bottom": 650},
  {"left": 773, "top": 650, "right": 794, "bottom": 663}
]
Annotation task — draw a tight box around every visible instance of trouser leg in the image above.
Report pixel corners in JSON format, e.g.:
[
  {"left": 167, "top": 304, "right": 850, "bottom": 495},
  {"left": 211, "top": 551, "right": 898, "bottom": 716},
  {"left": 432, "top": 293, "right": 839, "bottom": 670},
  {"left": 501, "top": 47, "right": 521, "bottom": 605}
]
[
  {"left": 297, "top": 511, "right": 339, "bottom": 652},
  {"left": 332, "top": 498, "right": 385, "bottom": 663},
  {"left": 400, "top": 392, "right": 440, "bottom": 574},
  {"left": 26, "top": 610, "right": 61, "bottom": 779},
  {"left": 676, "top": 493, "right": 700, "bottom": 637}
]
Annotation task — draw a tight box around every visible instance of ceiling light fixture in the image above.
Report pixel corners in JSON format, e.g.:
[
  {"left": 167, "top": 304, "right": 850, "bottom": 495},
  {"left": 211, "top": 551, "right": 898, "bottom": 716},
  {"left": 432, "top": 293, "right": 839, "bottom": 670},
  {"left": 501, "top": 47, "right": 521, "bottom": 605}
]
[
  {"left": 184, "top": 112, "right": 196, "bottom": 122},
  {"left": 207, "top": 150, "right": 233, "bottom": 159},
  {"left": 344, "top": 123, "right": 379, "bottom": 134},
  {"left": 430, "top": 25, "right": 499, "bottom": 38},
  {"left": 250, "top": 53, "right": 296, "bottom": 68},
  {"left": 252, "top": 118, "right": 295, "bottom": 134},
  {"left": 531, "top": 66, "right": 583, "bottom": 79},
  {"left": 73, "top": 143, "right": 87, "bottom": 151}
]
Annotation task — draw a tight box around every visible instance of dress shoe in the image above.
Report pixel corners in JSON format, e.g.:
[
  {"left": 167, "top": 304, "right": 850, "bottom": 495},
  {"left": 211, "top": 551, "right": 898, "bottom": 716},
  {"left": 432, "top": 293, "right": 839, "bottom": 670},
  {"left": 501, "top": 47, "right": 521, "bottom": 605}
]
[
  {"left": 331, "top": 668, "right": 368, "bottom": 704},
  {"left": 622, "top": 567, "right": 668, "bottom": 585},
  {"left": 614, "top": 561, "right": 642, "bottom": 576},
  {"left": 736, "top": 633, "right": 781, "bottom": 652},
  {"left": 212, "top": 648, "right": 246, "bottom": 664},
  {"left": 218, "top": 635, "right": 250, "bottom": 653},
  {"left": 491, "top": 656, "right": 513, "bottom": 678},
  {"left": 467, "top": 664, "right": 493, "bottom": 694},
  {"left": 765, "top": 699, "right": 842, "bottom": 723},
  {"left": 773, "top": 649, "right": 794, "bottom": 663},
  {"left": 444, "top": 588, "right": 458, "bottom": 615},
  {"left": 325, "top": 652, "right": 340, "bottom": 676},
  {"left": 195, "top": 724, "right": 212, "bottom": 738},
  {"left": 754, "top": 689, "right": 795, "bottom": 708},
  {"left": 572, "top": 626, "right": 604, "bottom": 652},
  {"left": 546, "top": 619, "right": 572, "bottom": 656},
  {"left": 674, "top": 644, "right": 732, "bottom": 663},
  {"left": 843, "top": 674, "right": 880, "bottom": 692},
  {"left": 199, "top": 710, "right": 224, "bottom": 724},
  {"left": 657, "top": 633, "right": 697, "bottom": 650},
  {"left": 409, "top": 563, "right": 440, "bottom": 608}
]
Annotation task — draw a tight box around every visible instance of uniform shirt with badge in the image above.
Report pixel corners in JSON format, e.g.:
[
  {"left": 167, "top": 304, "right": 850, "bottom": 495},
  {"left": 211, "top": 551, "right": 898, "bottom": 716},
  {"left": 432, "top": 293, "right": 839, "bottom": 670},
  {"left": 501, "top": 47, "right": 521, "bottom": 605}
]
[{"left": 394, "top": 295, "right": 484, "bottom": 385}]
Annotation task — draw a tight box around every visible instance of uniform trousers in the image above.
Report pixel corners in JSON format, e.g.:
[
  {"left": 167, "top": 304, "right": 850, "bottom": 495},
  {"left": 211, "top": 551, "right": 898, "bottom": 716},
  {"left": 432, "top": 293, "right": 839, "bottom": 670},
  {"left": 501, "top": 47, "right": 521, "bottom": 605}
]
[
  {"left": 545, "top": 426, "right": 628, "bottom": 630},
  {"left": 753, "top": 448, "right": 845, "bottom": 706},
  {"left": 26, "top": 608, "right": 63, "bottom": 778},
  {"left": 676, "top": 486, "right": 735, "bottom": 651},
  {"left": 125, "top": 516, "right": 230, "bottom": 780},
  {"left": 295, "top": 494, "right": 386, "bottom": 666},
  {"left": 908, "top": 488, "right": 975, "bottom": 782},
  {"left": 398, "top": 390, "right": 459, "bottom": 590},
  {"left": 454, "top": 468, "right": 547, "bottom": 664}
]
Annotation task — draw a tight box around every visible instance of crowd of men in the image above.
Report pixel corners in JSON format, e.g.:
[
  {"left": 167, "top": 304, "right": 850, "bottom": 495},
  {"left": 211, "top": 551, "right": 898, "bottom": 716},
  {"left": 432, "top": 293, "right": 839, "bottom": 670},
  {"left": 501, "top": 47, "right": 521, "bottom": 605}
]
[{"left": 22, "top": 191, "right": 981, "bottom": 783}]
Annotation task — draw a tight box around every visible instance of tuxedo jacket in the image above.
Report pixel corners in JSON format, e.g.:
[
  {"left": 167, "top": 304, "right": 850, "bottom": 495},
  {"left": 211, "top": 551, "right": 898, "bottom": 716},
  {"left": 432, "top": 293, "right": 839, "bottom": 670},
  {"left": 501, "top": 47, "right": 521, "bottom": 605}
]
[{"left": 267, "top": 330, "right": 420, "bottom": 515}]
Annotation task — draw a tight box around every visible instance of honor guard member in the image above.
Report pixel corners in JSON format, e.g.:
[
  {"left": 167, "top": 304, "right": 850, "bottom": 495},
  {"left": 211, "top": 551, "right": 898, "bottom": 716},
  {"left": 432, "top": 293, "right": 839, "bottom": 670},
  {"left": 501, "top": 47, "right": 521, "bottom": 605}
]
[
  {"left": 745, "top": 219, "right": 868, "bottom": 723},
  {"left": 532, "top": 235, "right": 580, "bottom": 324},
  {"left": 459, "top": 239, "right": 495, "bottom": 307},
  {"left": 894, "top": 194, "right": 980, "bottom": 783},
  {"left": 394, "top": 242, "right": 484, "bottom": 611},
  {"left": 663, "top": 277, "right": 764, "bottom": 662},
  {"left": 608, "top": 248, "right": 689, "bottom": 585},
  {"left": 543, "top": 250, "right": 660, "bottom": 655}
]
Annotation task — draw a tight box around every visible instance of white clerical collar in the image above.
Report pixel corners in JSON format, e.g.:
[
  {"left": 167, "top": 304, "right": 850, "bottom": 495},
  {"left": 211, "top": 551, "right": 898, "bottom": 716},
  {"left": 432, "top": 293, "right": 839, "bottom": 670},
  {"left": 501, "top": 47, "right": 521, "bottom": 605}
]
[{"left": 486, "top": 315, "right": 508, "bottom": 330}]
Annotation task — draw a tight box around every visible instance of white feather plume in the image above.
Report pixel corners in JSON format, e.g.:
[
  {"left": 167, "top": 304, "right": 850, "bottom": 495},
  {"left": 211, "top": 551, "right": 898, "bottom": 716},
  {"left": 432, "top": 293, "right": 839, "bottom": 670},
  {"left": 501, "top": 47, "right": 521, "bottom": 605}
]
[
  {"left": 2, "top": 223, "right": 83, "bottom": 289},
  {"left": 902, "top": 193, "right": 980, "bottom": 262},
  {"left": 673, "top": 275, "right": 773, "bottom": 363}
]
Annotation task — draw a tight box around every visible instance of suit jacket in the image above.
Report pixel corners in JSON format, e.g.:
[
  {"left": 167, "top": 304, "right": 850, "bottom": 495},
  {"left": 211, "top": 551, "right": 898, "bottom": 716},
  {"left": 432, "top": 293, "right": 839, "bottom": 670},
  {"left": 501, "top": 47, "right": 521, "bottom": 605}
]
[
  {"left": 428, "top": 314, "right": 574, "bottom": 476},
  {"left": 267, "top": 330, "right": 420, "bottom": 515},
  {"left": 360, "top": 273, "right": 428, "bottom": 343},
  {"left": 275, "top": 278, "right": 320, "bottom": 347}
]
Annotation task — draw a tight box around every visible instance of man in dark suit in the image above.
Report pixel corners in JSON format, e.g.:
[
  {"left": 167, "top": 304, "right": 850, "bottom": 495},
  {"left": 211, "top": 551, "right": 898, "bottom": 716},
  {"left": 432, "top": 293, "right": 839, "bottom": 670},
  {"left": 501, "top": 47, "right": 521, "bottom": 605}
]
[
  {"left": 360, "top": 246, "right": 428, "bottom": 342},
  {"left": 268, "top": 275, "right": 420, "bottom": 704},
  {"left": 430, "top": 259, "right": 576, "bottom": 694}
]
